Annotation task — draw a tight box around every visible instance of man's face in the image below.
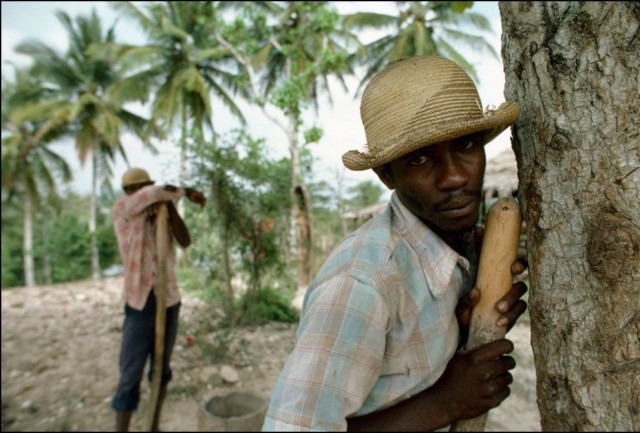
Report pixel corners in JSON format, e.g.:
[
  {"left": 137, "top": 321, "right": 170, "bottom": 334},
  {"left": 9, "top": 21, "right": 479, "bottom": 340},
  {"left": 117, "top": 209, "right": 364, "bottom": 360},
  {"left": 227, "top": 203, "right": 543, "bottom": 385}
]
[{"left": 375, "top": 134, "right": 486, "bottom": 239}]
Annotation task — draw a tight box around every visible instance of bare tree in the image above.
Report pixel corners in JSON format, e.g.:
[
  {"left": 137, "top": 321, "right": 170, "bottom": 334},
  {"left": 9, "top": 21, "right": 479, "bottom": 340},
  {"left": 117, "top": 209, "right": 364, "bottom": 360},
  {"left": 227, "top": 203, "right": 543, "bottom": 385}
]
[{"left": 500, "top": 2, "right": 639, "bottom": 430}]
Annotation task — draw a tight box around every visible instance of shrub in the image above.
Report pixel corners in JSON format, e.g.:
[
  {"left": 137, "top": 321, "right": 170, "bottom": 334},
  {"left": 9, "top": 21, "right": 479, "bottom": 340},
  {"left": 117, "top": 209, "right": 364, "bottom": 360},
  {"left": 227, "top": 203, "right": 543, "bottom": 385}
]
[{"left": 236, "top": 287, "right": 299, "bottom": 326}]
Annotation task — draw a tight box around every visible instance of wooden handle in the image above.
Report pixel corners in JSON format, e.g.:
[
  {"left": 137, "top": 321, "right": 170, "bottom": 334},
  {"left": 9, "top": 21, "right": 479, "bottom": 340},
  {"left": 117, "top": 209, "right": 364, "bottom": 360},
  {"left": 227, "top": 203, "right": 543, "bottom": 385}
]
[
  {"left": 449, "top": 197, "right": 523, "bottom": 432},
  {"left": 147, "top": 203, "right": 169, "bottom": 431}
]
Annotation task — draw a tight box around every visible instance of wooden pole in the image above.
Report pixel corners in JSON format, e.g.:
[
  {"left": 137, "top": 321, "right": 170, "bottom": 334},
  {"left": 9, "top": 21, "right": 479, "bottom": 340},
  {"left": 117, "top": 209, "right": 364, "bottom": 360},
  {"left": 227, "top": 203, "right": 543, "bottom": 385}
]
[
  {"left": 449, "top": 197, "right": 523, "bottom": 431},
  {"left": 146, "top": 202, "right": 169, "bottom": 431}
]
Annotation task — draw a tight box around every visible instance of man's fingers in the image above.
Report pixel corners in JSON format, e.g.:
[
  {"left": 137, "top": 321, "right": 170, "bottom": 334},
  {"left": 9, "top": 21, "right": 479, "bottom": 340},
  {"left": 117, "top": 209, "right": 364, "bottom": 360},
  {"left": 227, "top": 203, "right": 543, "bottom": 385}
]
[
  {"left": 495, "top": 281, "right": 528, "bottom": 326},
  {"left": 473, "top": 339, "right": 514, "bottom": 361},
  {"left": 497, "top": 281, "right": 528, "bottom": 311},
  {"left": 510, "top": 257, "right": 528, "bottom": 275}
]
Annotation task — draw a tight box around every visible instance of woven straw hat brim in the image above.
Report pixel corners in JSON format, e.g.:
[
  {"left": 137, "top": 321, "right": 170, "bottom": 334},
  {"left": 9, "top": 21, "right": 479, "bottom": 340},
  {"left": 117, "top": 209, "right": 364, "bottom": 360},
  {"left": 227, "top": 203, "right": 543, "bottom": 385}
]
[{"left": 343, "top": 101, "right": 520, "bottom": 171}]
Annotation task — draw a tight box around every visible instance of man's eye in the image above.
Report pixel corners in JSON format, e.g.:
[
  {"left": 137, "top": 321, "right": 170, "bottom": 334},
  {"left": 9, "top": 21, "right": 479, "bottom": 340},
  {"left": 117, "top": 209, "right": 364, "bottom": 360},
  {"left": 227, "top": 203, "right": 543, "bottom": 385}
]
[
  {"left": 409, "top": 155, "right": 430, "bottom": 166},
  {"left": 461, "top": 140, "right": 475, "bottom": 150}
]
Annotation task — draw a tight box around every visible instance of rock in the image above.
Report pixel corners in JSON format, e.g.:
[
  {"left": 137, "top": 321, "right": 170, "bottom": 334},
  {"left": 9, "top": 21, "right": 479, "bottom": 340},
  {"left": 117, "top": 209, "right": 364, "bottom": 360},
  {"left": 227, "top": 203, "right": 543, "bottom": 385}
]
[
  {"left": 220, "top": 365, "right": 239, "bottom": 384},
  {"left": 199, "top": 366, "right": 219, "bottom": 383}
]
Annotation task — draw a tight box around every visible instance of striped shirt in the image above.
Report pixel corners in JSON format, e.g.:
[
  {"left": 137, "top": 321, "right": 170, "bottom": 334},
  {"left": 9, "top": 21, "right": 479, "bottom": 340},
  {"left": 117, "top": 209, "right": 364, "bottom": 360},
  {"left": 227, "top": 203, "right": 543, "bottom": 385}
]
[
  {"left": 262, "top": 192, "right": 477, "bottom": 431},
  {"left": 113, "top": 184, "right": 185, "bottom": 311}
]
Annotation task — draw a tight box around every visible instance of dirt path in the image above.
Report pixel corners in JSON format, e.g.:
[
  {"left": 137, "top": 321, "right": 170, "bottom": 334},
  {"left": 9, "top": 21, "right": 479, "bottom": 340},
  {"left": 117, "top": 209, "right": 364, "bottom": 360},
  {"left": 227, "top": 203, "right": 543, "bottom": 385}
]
[{"left": 1, "top": 276, "right": 540, "bottom": 431}]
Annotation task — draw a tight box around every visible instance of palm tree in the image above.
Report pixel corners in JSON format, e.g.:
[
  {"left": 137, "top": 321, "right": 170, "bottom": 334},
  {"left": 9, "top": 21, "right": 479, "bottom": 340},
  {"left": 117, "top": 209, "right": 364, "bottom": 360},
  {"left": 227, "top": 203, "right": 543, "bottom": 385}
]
[
  {"left": 104, "top": 2, "right": 248, "bottom": 212},
  {"left": 215, "top": 1, "right": 357, "bottom": 288},
  {"left": 342, "top": 1, "right": 497, "bottom": 94},
  {"left": 15, "top": 9, "right": 156, "bottom": 280},
  {"left": 1, "top": 65, "right": 73, "bottom": 287}
]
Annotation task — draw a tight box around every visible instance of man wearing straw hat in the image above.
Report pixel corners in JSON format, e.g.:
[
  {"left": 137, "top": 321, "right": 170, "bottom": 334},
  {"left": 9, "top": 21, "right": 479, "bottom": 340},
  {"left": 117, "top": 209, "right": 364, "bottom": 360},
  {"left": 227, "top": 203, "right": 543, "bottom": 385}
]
[
  {"left": 262, "top": 56, "right": 528, "bottom": 431},
  {"left": 111, "top": 167, "right": 205, "bottom": 431}
]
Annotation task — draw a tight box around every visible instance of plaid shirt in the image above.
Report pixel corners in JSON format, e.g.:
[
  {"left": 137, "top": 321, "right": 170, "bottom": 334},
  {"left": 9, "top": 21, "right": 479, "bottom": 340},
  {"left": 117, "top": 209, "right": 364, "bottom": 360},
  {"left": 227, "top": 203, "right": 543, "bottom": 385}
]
[
  {"left": 263, "top": 192, "right": 477, "bottom": 431},
  {"left": 113, "top": 184, "right": 185, "bottom": 311}
]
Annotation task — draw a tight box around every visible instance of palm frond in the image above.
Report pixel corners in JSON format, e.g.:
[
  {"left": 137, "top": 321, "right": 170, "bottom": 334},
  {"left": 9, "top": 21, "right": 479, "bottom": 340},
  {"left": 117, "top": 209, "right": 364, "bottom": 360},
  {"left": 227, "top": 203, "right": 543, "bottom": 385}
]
[
  {"left": 341, "top": 12, "right": 398, "bottom": 31},
  {"left": 439, "top": 28, "right": 498, "bottom": 59},
  {"left": 110, "top": 1, "right": 155, "bottom": 36}
]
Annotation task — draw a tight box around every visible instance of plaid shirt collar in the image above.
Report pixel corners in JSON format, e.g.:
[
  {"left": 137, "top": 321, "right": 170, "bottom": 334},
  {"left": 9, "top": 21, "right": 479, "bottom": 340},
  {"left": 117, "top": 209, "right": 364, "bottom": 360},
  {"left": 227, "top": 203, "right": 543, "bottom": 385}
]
[{"left": 389, "top": 191, "right": 476, "bottom": 298}]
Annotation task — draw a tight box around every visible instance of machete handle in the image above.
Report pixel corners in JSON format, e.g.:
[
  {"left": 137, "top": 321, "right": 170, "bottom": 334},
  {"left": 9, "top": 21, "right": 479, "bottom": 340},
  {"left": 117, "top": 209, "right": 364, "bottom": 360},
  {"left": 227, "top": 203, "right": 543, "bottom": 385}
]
[
  {"left": 450, "top": 196, "right": 523, "bottom": 432},
  {"left": 467, "top": 196, "right": 523, "bottom": 349}
]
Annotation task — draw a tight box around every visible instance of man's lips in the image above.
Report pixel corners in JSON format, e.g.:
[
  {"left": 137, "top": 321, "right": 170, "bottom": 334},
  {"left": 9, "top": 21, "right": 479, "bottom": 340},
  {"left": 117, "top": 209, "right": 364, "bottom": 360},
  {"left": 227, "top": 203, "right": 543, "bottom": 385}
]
[{"left": 437, "top": 198, "right": 478, "bottom": 217}]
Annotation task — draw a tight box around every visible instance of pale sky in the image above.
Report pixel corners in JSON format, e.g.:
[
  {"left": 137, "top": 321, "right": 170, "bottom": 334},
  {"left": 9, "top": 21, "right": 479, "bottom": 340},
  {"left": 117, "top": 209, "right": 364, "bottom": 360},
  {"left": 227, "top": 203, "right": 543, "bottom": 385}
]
[{"left": 1, "top": 1, "right": 512, "bottom": 196}]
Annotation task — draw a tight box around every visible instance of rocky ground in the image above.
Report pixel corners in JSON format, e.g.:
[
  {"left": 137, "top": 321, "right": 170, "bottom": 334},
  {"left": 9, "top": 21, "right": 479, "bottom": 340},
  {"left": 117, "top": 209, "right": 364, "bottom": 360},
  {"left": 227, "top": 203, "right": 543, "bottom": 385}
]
[{"left": 1, "top": 276, "right": 540, "bottom": 431}]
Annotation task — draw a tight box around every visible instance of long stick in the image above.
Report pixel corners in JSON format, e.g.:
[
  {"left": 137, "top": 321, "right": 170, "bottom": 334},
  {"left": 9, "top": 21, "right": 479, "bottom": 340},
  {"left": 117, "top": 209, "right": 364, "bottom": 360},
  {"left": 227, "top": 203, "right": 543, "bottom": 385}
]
[
  {"left": 449, "top": 197, "right": 523, "bottom": 432},
  {"left": 146, "top": 202, "right": 169, "bottom": 432}
]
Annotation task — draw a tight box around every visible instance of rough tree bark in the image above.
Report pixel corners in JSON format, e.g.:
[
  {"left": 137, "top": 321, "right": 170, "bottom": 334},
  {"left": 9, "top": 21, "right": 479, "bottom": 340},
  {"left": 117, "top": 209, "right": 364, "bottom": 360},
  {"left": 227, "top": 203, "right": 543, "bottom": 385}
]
[{"left": 499, "top": 2, "right": 639, "bottom": 430}]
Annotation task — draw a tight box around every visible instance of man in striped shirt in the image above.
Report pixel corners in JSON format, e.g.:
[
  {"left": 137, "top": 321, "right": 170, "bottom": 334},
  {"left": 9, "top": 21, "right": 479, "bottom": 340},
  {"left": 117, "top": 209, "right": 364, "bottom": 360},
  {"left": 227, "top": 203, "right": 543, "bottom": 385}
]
[
  {"left": 263, "top": 56, "right": 528, "bottom": 431},
  {"left": 111, "top": 167, "right": 205, "bottom": 431}
]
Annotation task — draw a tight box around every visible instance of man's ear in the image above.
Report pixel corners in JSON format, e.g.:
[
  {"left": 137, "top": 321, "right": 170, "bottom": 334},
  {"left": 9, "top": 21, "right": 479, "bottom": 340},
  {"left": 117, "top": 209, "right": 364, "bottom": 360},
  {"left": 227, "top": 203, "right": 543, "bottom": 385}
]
[{"left": 373, "top": 165, "right": 395, "bottom": 190}]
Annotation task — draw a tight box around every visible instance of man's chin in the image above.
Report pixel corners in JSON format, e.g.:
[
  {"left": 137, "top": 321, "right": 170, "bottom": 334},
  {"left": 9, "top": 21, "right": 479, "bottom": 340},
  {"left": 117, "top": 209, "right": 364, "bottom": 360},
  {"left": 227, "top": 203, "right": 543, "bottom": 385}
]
[{"left": 437, "top": 216, "right": 479, "bottom": 237}]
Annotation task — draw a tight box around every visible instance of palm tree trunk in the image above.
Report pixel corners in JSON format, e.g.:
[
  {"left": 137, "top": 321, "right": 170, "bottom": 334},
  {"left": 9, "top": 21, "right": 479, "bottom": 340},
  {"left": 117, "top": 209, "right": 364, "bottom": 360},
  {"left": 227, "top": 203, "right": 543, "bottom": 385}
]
[
  {"left": 40, "top": 218, "right": 52, "bottom": 285},
  {"left": 176, "top": 104, "right": 188, "bottom": 264},
  {"left": 288, "top": 113, "right": 313, "bottom": 288},
  {"left": 90, "top": 151, "right": 100, "bottom": 280},
  {"left": 23, "top": 192, "right": 36, "bottom": 287},
  {"left": 222, "top": 222, "right": 235, "bottom": 326}
]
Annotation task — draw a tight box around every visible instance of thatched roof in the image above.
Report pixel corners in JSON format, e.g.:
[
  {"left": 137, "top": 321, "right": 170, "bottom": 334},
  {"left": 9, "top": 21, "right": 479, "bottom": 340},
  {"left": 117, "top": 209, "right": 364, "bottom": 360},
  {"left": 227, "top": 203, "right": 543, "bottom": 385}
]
[
  {"left": 484, "top": 148, "right": 519, "bottom": 198},
  {"left": 342, "top": 201, "right": 387, "bottom": 220}
]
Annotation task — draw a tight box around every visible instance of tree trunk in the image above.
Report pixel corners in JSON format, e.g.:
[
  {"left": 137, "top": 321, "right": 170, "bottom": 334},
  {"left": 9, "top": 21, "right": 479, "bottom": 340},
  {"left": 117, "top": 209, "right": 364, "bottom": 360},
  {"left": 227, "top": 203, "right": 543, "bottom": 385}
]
[
  {"left": 90, "top": 151, "right": 101, "bottom": 280},
  {"left": 176, "top": 105, "right": 188, "bottom": 265},
  {"left": 500, "top": 2, "right": 640, "bottom": 431},
  {"left": 23, "top": 192, "right": 35, "bottom": 287},
  {"left": 222, "top": 221, "right": 235, "bottom": 326},
  {"left": 288, "top": 113, "right": 314, "bottom": 289},
  {"left": 40, "top": 218, "right": 52, "bottom": 285}
]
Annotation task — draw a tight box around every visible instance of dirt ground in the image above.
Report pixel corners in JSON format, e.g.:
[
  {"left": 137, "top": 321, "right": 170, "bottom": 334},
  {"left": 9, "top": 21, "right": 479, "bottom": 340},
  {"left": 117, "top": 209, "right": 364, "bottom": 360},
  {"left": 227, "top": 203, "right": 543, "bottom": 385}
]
[{"left": 1, "top": 276, "right": 541, "bottom": 431}]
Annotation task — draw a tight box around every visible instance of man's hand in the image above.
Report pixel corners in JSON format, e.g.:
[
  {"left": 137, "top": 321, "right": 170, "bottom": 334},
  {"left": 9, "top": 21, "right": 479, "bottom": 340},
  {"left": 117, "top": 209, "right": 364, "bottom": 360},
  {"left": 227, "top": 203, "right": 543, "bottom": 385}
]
[
  {"left": 185, "top": 187, "right": 206, "bottom": 208},
  {"left": 347, "top": 338, "right": 517, "bottom": 432},
  {"left": 167, "top": 201, "right": 191, "bottom": 248},
  {"left": 146, "top": 202, "right": 160, "bottom": 218},
  {"left": 432, "top": 339, "right": 516, "bottom": 422}
]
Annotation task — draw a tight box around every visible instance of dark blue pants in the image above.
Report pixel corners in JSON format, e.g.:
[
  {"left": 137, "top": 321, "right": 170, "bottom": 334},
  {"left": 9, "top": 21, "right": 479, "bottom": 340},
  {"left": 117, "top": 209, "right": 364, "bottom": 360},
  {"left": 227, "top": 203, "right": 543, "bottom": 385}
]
[{"left": 112, "top": 291, "right": 180, "bottom": 411}]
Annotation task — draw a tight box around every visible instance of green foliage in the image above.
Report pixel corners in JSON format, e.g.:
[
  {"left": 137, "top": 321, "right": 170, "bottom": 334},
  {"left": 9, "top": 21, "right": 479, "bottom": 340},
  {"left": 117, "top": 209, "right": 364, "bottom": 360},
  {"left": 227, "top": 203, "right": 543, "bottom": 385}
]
[
  {"left": 39, "top": 212, "right": 92, "bottom": 283},
  {"left": 311, "top": 7, "right": 340, "bottom": 33},
  {"left": 303, "top": 126, "right": 323, "bottom": 145},
  {"left": 345, "top": 180, "right": 386, "bottom": 211},
  {"left": 236, "top": 287, "right": 300, "bottom": 327},
  {"left": 269, "top": 77, "right": 308, "bottom": 116},
  {"left": 175, "top": 264, "right": 221, "bottom": 302},
  {"left": 202, "top": 328, "right": 236, "bottom": 362},
  {"left": 1, "top": 204, "right": 25, "bottom": 288},
  {"left": 176, "top": 265, "right": 208, "bottom": 294},
  {"left": 187, "top": 128, "right": 294, "bottom": 325},
  {"left": 0, "top": 190, "right": 120, "bottom": 287}
]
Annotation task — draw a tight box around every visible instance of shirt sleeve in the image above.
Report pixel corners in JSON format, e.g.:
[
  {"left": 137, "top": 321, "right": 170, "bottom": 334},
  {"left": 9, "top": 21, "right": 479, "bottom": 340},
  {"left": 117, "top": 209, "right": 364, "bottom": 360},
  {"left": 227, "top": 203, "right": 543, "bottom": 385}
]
[
  {"left": 118, "top": 185, "right": 184, "bottom": 221},
  {"left": 262, "top": 275, "right": 390, "bottom": 431}
]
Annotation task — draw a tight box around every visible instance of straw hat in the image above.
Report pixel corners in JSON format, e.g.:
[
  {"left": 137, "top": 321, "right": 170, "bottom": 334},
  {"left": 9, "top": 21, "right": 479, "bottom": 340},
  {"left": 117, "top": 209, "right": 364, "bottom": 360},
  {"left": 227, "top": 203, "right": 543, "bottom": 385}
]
[
  {"left": 342, "top": 56, "right": 520, "bottom": 171},
  {"left": 121, "top": 167, "right": 154, "bottom": 188}
]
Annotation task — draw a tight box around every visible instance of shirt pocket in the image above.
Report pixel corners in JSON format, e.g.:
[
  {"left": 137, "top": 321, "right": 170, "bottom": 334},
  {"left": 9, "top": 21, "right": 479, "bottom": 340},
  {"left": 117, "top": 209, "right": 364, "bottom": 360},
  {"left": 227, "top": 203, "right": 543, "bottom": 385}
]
[
  {"left": 379, "top": 343, "right": 424, "bottom": 377},
  {"left": 379, "top": 320, "right": 458, "bottom": 382}
]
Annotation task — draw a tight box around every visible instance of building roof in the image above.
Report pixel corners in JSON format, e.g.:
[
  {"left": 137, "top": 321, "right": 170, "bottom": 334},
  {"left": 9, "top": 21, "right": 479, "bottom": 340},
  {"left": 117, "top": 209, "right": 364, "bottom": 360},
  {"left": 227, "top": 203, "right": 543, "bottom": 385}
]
[
  {"left": 484, "top": 148, "right": 519, "bottom": 198},
  {"left": 342, "top": 201, "right": 388, "bottom": 220}
]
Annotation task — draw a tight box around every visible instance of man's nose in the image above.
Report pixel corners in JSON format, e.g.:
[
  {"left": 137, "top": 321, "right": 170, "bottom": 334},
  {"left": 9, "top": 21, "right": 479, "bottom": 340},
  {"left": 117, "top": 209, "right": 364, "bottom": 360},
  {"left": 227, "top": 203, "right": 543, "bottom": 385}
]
[{"left": 436, "top": 156, "right": 469, "bottom": 191}]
